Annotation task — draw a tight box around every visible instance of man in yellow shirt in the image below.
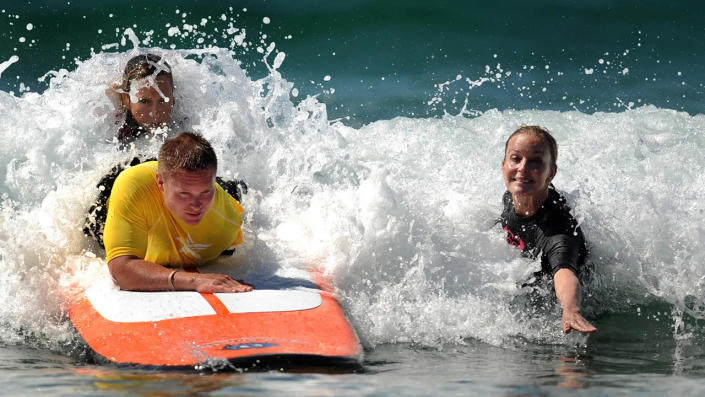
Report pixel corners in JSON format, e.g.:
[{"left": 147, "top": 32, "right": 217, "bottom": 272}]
[{"left": 103, "top": 132, "right": 252, "bottom": 293}]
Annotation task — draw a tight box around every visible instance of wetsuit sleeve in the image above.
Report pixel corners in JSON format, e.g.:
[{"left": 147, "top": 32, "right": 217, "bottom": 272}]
[
  {"left": 103, "top": 171, "right": 150, "bottom": 263},
  {"left": 544, "top": 234, "right": 582, "bottom": 276},
  {"left": 227, "top": 193, "right": 245, "bottom": 248}
]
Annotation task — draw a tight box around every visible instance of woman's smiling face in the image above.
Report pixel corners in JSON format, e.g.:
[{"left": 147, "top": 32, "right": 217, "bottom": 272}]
[{"left": 502, "top": 132, "right": 556, "bottom": 197}]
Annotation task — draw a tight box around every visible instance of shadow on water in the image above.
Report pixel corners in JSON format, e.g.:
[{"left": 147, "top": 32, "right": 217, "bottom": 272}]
[
  {"left": 7, "top": 300, "right": 705, "bottom": 395},
  {"left": 585, "top": 300, "right": 705, "bottom": 377},
  {"left": 356, "top": 299, "right": 705, "bottom": 392},
  {"left": 80, "top": 354, "right": 363, "bottom": 374},
  {"left": 243, "top": 274, "right": 321, "bottom": 291}
]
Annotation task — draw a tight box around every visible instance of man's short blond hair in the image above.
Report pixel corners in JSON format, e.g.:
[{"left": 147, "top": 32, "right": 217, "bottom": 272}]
[{"left": 158, "top": 132, "right": 217, "bottom": 179}]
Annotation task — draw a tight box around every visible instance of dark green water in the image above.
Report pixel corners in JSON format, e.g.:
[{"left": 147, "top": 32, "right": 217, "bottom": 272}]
[
  {"left": 3, "top": 305, "right": 705, "bottom": 396},
  {"left": 2, "top": 0, "right": 705, "bottom": 124}
]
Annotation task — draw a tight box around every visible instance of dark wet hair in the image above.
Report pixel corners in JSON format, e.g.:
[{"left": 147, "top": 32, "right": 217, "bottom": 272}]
[
  {"left": 504, "top": 125, "right": 558, "bottom": 169},
  {"left": 158, "top": 132, "right": 217, "bottom": 179},
  {"left": 120, "top": 53, "right": 172, "bottom": 93}
]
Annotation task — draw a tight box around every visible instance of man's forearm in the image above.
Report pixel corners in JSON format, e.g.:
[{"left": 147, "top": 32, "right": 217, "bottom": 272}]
[
  {"left": 107, "top": 255, "right": 253, "bottom": 293},
  {"left": 108, "top": 256, "right": 174, "bottom": 291}
]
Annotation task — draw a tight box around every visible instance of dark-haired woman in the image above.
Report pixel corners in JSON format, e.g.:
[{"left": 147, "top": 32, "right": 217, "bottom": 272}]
[
  {"left": 110, "top": 53, "right": 176, "bottom": 144},
  {"left": 84, "top": 54, "right": 246, "bottom": 246}
]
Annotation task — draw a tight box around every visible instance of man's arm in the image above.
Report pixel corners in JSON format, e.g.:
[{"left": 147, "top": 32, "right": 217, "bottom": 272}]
[
  {"left": 108, "top": 255, "right": 253, "bottom": 293},
  {"left": 554, "top": 268, "right": 597, "bottom": 334}
]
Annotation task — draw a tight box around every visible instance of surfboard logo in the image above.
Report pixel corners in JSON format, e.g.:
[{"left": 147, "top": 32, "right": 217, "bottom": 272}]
[
  {"left": 176, "top": 233, "right": 211, "bottom": 260},
  {"left": 222, "top": 342, "right": 279, "bottom": 350}
]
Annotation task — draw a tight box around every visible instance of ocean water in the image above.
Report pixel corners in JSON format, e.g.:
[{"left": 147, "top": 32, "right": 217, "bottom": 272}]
[{"left": 2, "top": 0, "right": 705, "bottom": 395}]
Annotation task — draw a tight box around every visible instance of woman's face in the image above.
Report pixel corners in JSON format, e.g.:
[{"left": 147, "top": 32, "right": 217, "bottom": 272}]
[
  {"left": 502, "top": 132, "right": 556, "bottom": 197},
  {"left": 126, "top": 74, "right": 174, "bottom": 130}
]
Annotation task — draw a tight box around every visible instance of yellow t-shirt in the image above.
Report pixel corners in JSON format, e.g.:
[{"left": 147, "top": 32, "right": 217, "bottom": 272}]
[{"left": 103, "top": 161, "right": 244, "bottom": 266}]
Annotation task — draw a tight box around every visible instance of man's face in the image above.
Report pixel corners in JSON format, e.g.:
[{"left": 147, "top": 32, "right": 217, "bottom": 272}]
[{"left": 157, "top": 168, "right": 216, "bottom": 226}]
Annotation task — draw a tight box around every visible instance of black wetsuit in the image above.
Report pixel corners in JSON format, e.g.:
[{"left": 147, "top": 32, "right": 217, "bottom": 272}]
[{"left": 499, "top": 186, "right": 588, "bottom": 283}]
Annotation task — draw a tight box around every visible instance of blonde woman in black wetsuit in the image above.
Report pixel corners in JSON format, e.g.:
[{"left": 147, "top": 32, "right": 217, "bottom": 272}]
[{"left": 500, "top": 126, "right": 597, "bottom": 334}]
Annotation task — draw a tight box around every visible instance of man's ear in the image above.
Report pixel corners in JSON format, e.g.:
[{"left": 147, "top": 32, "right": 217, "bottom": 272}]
[{"left": 156, "top": 173, "right": 165, "bottom": 192}]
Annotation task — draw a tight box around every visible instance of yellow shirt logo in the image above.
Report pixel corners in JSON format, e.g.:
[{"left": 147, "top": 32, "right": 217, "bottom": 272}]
[{"left": 177, "top": 234, "right": 212, "bottom": 260}]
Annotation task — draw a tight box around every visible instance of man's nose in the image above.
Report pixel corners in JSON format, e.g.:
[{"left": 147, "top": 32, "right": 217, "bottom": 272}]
[{"left": 189, "top": 197, "right": 202, "bottom": 209}]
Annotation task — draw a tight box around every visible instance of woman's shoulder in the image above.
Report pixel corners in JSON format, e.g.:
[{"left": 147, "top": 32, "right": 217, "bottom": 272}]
[
  {"left": 500, "top": 190, "right": 514, "bottom": 220},
  {"left": 541, "top": 186, "right": 582, "bottom": 231},
  {"left": 501, "top": 190, "right": 513, "bottom": 209},
  {"left": 546, "top": 185, "right": 569, "bottom": 209}
]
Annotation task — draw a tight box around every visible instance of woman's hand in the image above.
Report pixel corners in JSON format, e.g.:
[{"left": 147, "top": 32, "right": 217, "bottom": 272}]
[
  {"left": 105, "top": 81, "right": 126, "bottom": 110},
  {"left": 561, "top": 308, "right": 597, "bottom": 334},
  {"left": 554, "top": 268, "right": 597, "bottom": 334}
]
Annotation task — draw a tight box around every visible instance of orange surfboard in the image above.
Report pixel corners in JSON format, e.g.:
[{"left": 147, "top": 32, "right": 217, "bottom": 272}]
[{"left": 68, "top": 263, "right": 362, "bottom": 369}]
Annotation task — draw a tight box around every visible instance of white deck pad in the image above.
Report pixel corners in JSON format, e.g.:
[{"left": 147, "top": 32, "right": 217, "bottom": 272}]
[
  {"left": 85, "top": 285, "right": 216, "bottom": 322},
  {"left": 85, "top": 284, "right": 322, "bottom": 323},
  {"left": 215, "top": 289, "right": 322, "bottom": 314}
]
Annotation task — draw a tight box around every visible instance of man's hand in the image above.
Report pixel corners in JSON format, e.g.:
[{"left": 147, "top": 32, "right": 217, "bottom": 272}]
[
  {"left": 177, "top": 272, "right": 253, "bottom": 293},
  {"left": 561, "top": 309, "right": 597, "bottom": 334}
]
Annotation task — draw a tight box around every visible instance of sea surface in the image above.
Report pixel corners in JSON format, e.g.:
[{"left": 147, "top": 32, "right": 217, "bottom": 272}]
[{"left": 2, "top": 0, "right": 705, "bottom": 395}]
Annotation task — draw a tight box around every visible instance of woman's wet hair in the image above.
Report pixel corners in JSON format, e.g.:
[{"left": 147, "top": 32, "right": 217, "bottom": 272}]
[
  {"left": 504, "top": 125, "right": 558, "bottom": 168},
  {"left": 120, "top": 53, "right": 172, "bottom": 93}
]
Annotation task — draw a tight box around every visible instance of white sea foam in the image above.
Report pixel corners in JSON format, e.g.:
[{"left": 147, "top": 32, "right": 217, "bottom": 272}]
[
  {"left": 0, "top": 55, "right": 19, "bottom": 79},
  {"left": 0, "top": 45, "right": 704, "bottom": 352}
]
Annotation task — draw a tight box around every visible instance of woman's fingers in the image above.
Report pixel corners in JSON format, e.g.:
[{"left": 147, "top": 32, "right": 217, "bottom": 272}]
[{"left": 562, "top": 312, "right": 597, "bottom": 334}]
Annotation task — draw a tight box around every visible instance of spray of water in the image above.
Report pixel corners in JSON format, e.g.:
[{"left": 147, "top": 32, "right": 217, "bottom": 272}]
[{"left": 1, "top": 20, "right": 704, "bottom": 357}]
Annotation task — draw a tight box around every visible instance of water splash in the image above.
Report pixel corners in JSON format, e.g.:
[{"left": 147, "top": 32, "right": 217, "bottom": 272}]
[{"left": 1, "top": 26, "right": 705, "bottom": 356}]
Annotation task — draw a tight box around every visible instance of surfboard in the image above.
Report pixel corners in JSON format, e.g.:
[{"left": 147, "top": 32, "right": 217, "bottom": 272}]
[{"left": 68, "top": 262, "right": 362, "bottom": 369}]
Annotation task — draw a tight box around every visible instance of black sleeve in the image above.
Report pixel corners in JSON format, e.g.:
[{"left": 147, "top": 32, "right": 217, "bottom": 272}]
[
  {"left": 216, "top": 177, "right": 248, "bottom": 203},
  {"left": 543, "top": 233, "right": 582, "bottom": 276}
]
